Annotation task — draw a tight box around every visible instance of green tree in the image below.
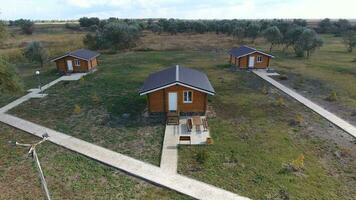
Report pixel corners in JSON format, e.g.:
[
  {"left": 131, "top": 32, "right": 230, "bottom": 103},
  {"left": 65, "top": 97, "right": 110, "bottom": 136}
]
[
  {"left": 149, "top": 23, "right": 162, "bottom": 34},
  {"left": 85, "top": 22, "right": 141, "bottom": 50},
  {"left": 263, "top": 26, "right": 282, "bottom": 52},
  {"left": 232, "top": 26, "right": 245, "bottom": 43},
  {"left": 246, "top": 22, "right": 261, "bottom": 43},
  {"left": 342, "top": 31, "right": 356, "bottom": 52},
  {"left": 0, "top": 21, "right": 8, "bottom": 43},
  {"left": 24, "top": 41, "right": 48, "bottom": 68},
  {"left": 318, "top": 18, "right": 334, "bottom": 33},
  {"left": 16, "top": 19, "right": 34, "bottom": 35},
  {"left": 294, "top": 28, "right": 323, "bottom": 58},
  {"left": 0, "top": 57, "right": 22, "bottom": 93},
  {"left": 283, "top": 26, "right": 304, "bottom": 51}
]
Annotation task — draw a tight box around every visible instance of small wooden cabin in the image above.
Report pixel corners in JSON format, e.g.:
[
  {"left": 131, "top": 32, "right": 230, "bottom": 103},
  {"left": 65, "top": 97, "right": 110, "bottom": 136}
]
[
  {"left": 51, "top": 49, "right": 100, "bottom": 73},
  {"left": 229, "top": 45, "right": 274, "bottom": 69},
  {"left": 139, "top": 65, "right": 215, "bottom": 116}
]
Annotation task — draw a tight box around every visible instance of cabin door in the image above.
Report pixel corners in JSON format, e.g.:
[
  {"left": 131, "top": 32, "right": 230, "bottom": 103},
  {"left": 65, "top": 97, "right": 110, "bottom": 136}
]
[
  {"left": 168, "top": 92, "right": 177, "bottom": 112},
  {"left": 248, "top": 56, "right": 255, "bottom": 68},
  {"left": 67, "top": 60, "right": 73, "bottom": 72}
]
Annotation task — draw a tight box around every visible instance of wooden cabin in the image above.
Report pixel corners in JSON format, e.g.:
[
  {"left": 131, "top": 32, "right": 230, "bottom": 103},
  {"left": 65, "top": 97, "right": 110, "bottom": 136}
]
[
  {"left": 229, "top": 45, "right": 274, "bottom": 69},
  {"left": 51, "top": 49, "right": 100, "bottom": 73},
  {"left": 139, "top": 65, "right": 215, "bottom": 118}
]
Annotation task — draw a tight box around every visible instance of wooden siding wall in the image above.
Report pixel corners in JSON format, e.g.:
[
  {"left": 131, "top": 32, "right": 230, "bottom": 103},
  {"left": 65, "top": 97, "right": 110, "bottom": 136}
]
[
  {"left": 147, "top": 85, "right": 208, "bottom": 113},
  {"left": 230, "top": 52, "right": 270, "bottom": 69},
  {"left": 55, "top": 56, "right": 98, "bottom": 73}
]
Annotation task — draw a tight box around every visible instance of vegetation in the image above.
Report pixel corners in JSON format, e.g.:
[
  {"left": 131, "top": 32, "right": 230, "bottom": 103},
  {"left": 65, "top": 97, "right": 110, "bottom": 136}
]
[
  {"left": 342, "top": 31, "right": 356, "bottom": 52},
  {"left": 0, "top": 124, "right": 191, "bottom": 200},
  {"left": 263, "top": 26, "right": 282, "bottom": 51},
  {"left": 9, "top": 19, "right": 35, "bottom": 34},
  {"left": 84, "top": 21, "right": 141, "bottom": 50},
  {"left": 0, "top": 58, "right": 22, "bottom": 93},
  {"left": 24, "top": 41, "right": 48, "bottom": 68},
  {"left": 0, "top": 21, "right": 7, "bottom": 43},
  {"left": 294, "top": 28, "right": 323, "bottom": 58},
  {"left": 79, "top": 17, "right": 100, "bottom": 28}
]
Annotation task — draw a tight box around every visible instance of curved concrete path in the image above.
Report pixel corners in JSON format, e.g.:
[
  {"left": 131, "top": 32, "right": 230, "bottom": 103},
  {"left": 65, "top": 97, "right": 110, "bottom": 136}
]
[{"left": 253, "top": 69, "right": 356, "bottom": 138}]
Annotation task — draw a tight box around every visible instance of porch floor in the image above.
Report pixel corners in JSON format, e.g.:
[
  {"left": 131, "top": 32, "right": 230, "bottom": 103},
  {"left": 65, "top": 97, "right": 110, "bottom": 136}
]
[{"left": 178, "top": 116, "right": 210, "bottom": 145}]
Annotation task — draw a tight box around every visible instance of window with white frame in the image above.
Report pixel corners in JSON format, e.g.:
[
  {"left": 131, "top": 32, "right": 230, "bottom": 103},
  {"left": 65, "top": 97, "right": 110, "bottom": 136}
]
[
  {"left": 183, "top": 91, "right": 193, "bottom": 103},
  {"left": 74, "top": 59, "right": 80, "bottom": 66},
  {"left": 257, "top": 56, "right": 263, "bottom": 63}
]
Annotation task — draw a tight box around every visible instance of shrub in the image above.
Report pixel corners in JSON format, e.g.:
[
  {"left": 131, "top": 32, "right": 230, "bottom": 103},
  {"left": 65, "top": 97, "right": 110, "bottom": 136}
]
[
  {"left": 261, "top": 85, "right": 269, "bottom": 94},
  {"left": 73, "top": 104, "right": 81, "bottom": 114},
  {"left": 91, "top": 92, "right": 101, "bottom": 104},
  {"left": 65, "top": 23, "right": 81, "bottom": 31},
  {"left": 280, "top": 154, "right": 305, "bottom": 174},
  {"left": 289, "top": 114, "right": 304, "bottom": 126},
  {"left": 0, "top": 57, "right": 22, "bottom": 93},
  {"left": 325, "top": 91, "right": 337, "bottom": 102},
  {"left": 24, "top": 41, "right": 48, "bottom": 68},
  {"left": 196, "top": 149, "right": 209, "bottom": 164},
  {"left": 15, "top": 19, "right": 34, "bottom": 35},
  {"left": 275, "top": 97, "right": 285, "bottom": 107},
  {"left": 279, "top": 74, "right": 288, "bottom": 80}
]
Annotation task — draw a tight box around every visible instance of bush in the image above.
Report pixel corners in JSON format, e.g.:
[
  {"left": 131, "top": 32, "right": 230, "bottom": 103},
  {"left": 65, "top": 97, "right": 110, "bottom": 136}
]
[
  {"left": 91, "top": 92, "right": 101, "bottom": 104},
  {"left": 289, "top": 114, "right": 304, "bottom": 126},
  {"left": 79, "top": 17, "right": 100, "bottom": 27},
  {"left": 275, "top": 97, "right": 285, "bottom": 107},
  {"left": 196, "top": 149, "right": 209, "bottom": 164},
  {"left": 325, "top": 91, "right": 337, "bottom": 102},
  {"left": 24, "top": 41, "right": 48, "bottom": 68},
  {"left": 65, "top": 23, "right": 81, "bottom": 31},
  {"left": 15, "top": 19, "right": 34, "bottom": 35},
  {"left": 279, "top": 74, "right": 288, "bottom": 80},
  {"left": 281, "top": 154, "right": 305, "bottom": 173},
  {"left": 261, "top": 85, "right": 269, "bottom": 94},
  {"left": 0, "top": 57, "right": 22, "bottom": 93},
  {"left": 73, "top": 104, "right": 81, "bottom": 114},
  {"left": 84, "top": 22, "right": 141, "bottom": 50}
]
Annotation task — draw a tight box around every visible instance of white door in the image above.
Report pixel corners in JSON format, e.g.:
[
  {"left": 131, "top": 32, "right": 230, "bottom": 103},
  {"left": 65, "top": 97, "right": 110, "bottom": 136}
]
[
  {"left": 67, "top": 60, "right": 73, "bottom": 71},
  {"left": 248, "top": 56, "right": 255, "bottom": 68},
  {"left": 168, "top": 92, "right": 177, "bottom": 111}
]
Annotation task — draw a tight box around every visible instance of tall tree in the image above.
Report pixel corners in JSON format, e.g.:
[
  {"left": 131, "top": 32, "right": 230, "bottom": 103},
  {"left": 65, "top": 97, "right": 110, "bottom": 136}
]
[
  {"left": 318, "top": 18, "right": 333, "bottom": 33},
  {"left": 0, "top": 57, "right": 22, "bottom": 93},
  {"left": 24, "top": 41, "right": 48, "bottom": 68},
  {"left": 263, "top": 26, "right": 282, "bottom": 52},
  {"left": 0, "top": 21, "right": 8, "bottom": 43},
  {"left": 342, "top": 31, "right": 356, "bottom": 52},
  {"left": 232, "top": 26, "right": 245, "bottom": 43},
  {"left": 246, "top": 22, "right": 261, "bottom": 43},
  {"left": 294, "top": 28, "right": 323, "bottom": 58}
]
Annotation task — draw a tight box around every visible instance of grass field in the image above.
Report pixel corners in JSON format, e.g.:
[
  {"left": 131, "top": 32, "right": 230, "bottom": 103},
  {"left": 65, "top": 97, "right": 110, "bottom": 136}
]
[
  {"left": 1, "top": 25, "right": 356, "bottom": 199},
  {"left": 0, "top": 124, "right": 190, "bottom": 200}
]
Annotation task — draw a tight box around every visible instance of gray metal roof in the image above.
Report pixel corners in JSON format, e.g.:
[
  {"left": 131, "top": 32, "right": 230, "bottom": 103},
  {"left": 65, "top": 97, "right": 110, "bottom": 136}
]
[
  {"left": 51, "top": 49, "right": 100, "bottom": 61},
  {"left": 139, "top": 65, "right": 215, "bottom": 95},
  {"left": 229, "top": 45, "right": 274, "bottom": 58}
]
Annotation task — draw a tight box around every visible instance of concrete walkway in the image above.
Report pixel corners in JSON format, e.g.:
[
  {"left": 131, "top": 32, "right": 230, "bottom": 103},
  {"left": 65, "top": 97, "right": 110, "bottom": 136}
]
[
  {"left": 0, "top": 73, "right": 88, "bottom": 114},
  {"left": 253, "top": 69, "right": 356, "bottom": 138},
  {"left": 160, "top": 125, "right": 179, "bottom": 174},
  {"left": 0, "top": 113, "right": 249, "bottom": 200}
]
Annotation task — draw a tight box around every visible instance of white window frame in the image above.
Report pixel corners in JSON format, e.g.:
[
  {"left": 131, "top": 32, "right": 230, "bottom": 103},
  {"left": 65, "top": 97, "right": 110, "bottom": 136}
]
[
  {"left": 183, "top": 91, "right": 193, "bottom": 103},
  {"left": 257, "top": 56, "right": 263, "bottom": 63},
  {"left": 74, "top": 59, "right": 80, "bottom": 66}
]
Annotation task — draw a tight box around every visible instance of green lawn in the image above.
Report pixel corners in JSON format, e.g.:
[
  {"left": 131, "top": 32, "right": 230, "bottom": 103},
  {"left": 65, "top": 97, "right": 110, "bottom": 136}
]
[{"left": 0, "top": 124, "right": 190, "bottom": 200}]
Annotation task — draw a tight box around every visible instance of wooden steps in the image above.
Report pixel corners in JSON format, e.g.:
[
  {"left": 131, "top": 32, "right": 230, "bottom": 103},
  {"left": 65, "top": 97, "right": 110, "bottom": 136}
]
[{"left": 166, "top": 112, "right": 179, "bottom": 125}]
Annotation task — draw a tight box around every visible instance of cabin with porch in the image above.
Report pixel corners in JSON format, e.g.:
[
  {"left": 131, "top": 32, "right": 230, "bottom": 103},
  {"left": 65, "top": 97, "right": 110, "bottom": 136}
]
[
  {"left": 139, "top": 65, "right": 215, "bottom": 125},
  {"left": 51, "top": 49, "right": 100, "bottom": 74},
  {"left": 229, "top": 45, "right": 274, "bottom": 69}
]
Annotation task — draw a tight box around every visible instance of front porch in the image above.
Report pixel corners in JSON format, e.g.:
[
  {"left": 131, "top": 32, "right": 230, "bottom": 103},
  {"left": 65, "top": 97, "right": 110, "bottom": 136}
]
[{"left": 166, "top": 116, "right": 211, "bottom": 145}]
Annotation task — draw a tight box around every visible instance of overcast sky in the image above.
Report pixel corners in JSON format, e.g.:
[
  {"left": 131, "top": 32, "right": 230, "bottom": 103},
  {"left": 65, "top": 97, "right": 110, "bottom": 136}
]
[{"left": 0, "top": 0, "right": 355, "bottom": 20}]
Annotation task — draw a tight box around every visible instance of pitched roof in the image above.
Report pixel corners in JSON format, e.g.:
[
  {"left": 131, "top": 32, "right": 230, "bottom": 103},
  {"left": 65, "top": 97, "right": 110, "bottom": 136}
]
[
  {"left": 228, "top": 45, "right": 274, "bottom": 58},
  {"left": 139, "top": 65, "right": 215, "bottom": 95},
  {"left": 51, "top": 49, "right": 100, "bottom": 62}
]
